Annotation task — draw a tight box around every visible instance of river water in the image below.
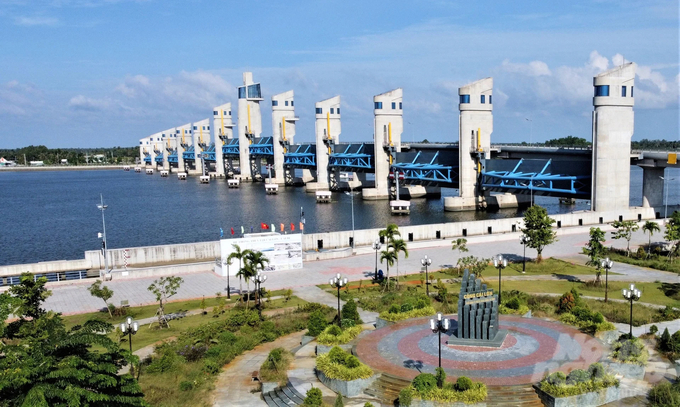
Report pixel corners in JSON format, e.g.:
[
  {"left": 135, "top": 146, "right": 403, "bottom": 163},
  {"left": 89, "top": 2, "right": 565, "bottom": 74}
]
[{"left": 0, "top": 167, "right": 677, "bottom": 266}]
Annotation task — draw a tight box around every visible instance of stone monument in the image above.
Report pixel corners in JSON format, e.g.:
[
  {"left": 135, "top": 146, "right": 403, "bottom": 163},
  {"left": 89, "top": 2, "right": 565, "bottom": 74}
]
[{"left": 447, "top": 269, "right": 508, "bottom": 347}]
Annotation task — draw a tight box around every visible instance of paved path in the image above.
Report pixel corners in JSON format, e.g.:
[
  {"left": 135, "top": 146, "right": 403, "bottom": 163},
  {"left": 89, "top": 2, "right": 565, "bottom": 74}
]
[
  {"left": 211, "top": 331, "right": 305, "bottom": 407},
  {"left": 293, "top": 285, "right": 379, "bottom": 324},
  {"left": 15, "top": 222, "right": 677, "bottom": 316}
]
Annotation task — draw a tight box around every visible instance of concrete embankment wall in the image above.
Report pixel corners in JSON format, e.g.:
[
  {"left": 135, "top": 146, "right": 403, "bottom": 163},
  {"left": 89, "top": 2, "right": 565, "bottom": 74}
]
[
  {"left": 0, "top": 207, "right": 656, "bottom": 279},
  {"left": 0, "top": 165, "right": 126, "bottom": 172}
]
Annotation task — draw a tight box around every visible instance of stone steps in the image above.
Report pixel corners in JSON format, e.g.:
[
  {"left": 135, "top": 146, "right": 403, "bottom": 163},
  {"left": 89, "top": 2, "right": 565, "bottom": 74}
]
[
  {"left": 263, "top": 380, "right": 306, "bottom": 407},
  {"left": 364, "top": 373, "right": 411, "bottom": 404}
]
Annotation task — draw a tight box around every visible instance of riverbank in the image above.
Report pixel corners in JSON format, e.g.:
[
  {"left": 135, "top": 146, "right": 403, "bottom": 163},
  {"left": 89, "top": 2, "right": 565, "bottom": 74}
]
[{"left": 0, "top": 165, "right": 128, "bottom": 172}]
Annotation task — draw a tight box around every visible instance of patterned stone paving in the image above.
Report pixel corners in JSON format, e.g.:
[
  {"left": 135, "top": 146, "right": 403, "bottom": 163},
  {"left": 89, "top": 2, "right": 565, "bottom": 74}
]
[{"left": 356, "top": 315, "right": 607, "bottom": 385}]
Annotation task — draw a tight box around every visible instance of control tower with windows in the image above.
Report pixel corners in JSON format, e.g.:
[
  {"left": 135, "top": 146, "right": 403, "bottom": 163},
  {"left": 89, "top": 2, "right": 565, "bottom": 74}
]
[
  {"left": 362, "top": 88, "right": 403, "bottom": 200},
  {"left": 191, "top": 118, "right": 210, "bottom": 176},
  {"left": 212, "top": 103, "right": 234, "bottom": 178},
  {"left": 591, "top": 63, "right": 636, "bottom": 212},
  {"left": 271, "top": 91, "right": 298, "bottom": 184},
  {"left": 306, "top": 96, "right": 341, "bottom": 192},
  {"left": 237, "top": 72, "right": 263, "bottom": 181},
  {"left": 445, "top": 78, "right": 494, "bottom": 211}
]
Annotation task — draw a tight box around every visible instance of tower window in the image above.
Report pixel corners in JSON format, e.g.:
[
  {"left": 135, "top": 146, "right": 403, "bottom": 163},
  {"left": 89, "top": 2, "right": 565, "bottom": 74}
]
[
  {"left": 238, "top": 87, "right": 246, "bottom": 99},
  {"left": 337, "top": 108, "right": 340, "bottom": 114},
  {"left": 631, "top": 86, "right": 633, "bottom": 97},
  {"left": 193, "top": 126, "right": 197, "bottom": 130},
  {"left": 489, "top": 95, "right": 492, "bottom": 104},
  {"left": 330, "top": 108, "right": 335, "bottom": 114},
  {"left": 621, "top": 86, "right": 626, "bottom": 97},
  {"left": 316, "top": 108, "right": 322, "bottom": 114},
  {"left": 391, "top": 102, "right": 396, "bottom": 109},
  {"left": 229, "top": 111, "right": 232, "bottom": 115},
  {"left": 399, "top": 102, "right": 402, "bottom": 109},
  {"left": 247, "top": 84, "right": 261, "bottom": 99},
  {"left": 291, "top": 101, "right": 294, "bottom": 106},
  {"left": 224, "top": 111, "right": 228, "bottom": 115},
  {"left": 594, "top": 85, "right": 609, "bottom": 97},
  {"left": 481, "top": 95, "right": 486, "bottom": 104},
  {"left": 285, "top": 101, "right": 289, "bottom": 106},
  {"left": 213, "top": 110, "right": 218, "bottom": 115},
  {"left": 374, "top": 102, "right": 383, "bottom": 109},
  {"left": 459, "top": 95, "right": 470, "bottom": 104},
  {"left": 272, "top": 100, "right": 278, "bottom": 106}
]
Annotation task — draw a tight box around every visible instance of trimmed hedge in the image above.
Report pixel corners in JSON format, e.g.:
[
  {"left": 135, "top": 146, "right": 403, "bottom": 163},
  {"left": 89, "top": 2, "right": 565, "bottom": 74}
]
[
  {"left": 611, "top": 337, "right": 649, "bottom": 366},
  {"left": 399, "top": 382, "right": 487, "bottom": 405},
  {"left": 378, "top": 306, "right": 436, "bottom": 322},
  {"left": 317, "top": 326, "right": 363, "bottom": 346},
  {"left": 558, "top": 312, "right": 616, "bottom": 334},
  {"left": 316, "top": 347, "right": 373, "bottom": 381},
  {"left": 538, "top": 363, "right": 619, "bottom": 398}
]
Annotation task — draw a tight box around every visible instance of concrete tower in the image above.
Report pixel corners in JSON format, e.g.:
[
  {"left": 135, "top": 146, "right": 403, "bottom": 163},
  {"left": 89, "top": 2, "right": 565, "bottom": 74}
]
[
  {"left": 191, "top": 118, "right": 210, "bottom": 175},
  {"left": 237, "top": 72, "right": 263, "bottom": 181},
  {"left": 445, "top": 78, "right": 493, "bottom": 211},
  {"left": 591, "top": 63, "right": 636, "bottom": 212},
  {"left": 306, "top": 96, "right": 341, "bottom": 192},
  {"left": 212, "top": 103, "right": 234, "bottom": 178},
  {"left": 149, "top": 132, "right": 162, "bottom": 168},
  {"left": 139, "top": 137, "right": 150, "bottom": 165},
  {"left": 177, "top": 122, "right": 192, "bottom": 173},
  {"left": 363, "top": 89, "right": 403, "bottom": 200},
  {"left": 162, "top": 128, "right": 177, "bottom": 172},
  {"left": 271, "top": 90, "right": 298, "bottom": 184}
]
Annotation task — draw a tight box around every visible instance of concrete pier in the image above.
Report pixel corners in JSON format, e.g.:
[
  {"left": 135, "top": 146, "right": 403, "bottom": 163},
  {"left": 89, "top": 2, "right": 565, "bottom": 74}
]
[
  {"left": 642, "top": 167, "right": 665, "bottom": 208},
  {"left": 212, "top": 103, "right": 234, "bottom": 178},
  {"left": 306, "top": 96, "right": 341, "bottom": 192},
  {"left": 237, "top": 72, "right": 263, "bottom": 181},
  {"left": 591, "top": 63, "right": 636, "bottom": 212}
]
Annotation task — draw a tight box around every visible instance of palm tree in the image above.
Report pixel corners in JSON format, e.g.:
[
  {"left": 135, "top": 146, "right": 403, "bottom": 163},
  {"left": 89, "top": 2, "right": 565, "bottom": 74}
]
[
  {"left": 228, "top": 244, "right": 247, "bottom": 300},
  {"left": 379, "top": 224, "right": 401, "bottom": 245},
  {"left": 391, "top": 238, "right": 409, "bottom": 288},
  {"left": 380, "top": 248, "right": 397, "bottom": 292},
  {"left": 245, "top": 250, "right": 269, "bottom": 306},
  {"left": 642, "top": 221, "right": 661, "bottom": 256}
]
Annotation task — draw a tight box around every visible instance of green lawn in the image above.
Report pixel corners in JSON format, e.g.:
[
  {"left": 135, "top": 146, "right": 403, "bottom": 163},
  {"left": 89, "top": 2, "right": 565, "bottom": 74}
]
[{"left": 605, "top": 249, "right": 680, "bottom": 273}]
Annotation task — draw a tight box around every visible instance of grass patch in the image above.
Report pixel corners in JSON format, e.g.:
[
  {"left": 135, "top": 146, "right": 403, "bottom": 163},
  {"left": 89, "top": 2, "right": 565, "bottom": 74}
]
[
  {"left": 316, "top": 347, "right": 373, "bottom": 381},
  {"left": 605, "top": 249, "right": 680, "bottom": 273},
  {"left": 379, "top": 306, "right": 437, "bottom": 322},
  {"left": 317, "top": 325, "right": 363, "bottom": 346},
  {"left": 260, "top": 348, "right": 293, "bottom": 385}
]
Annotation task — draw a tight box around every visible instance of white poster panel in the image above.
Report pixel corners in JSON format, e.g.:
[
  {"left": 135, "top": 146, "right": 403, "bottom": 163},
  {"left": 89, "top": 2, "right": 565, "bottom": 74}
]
[{"left": 219, "top": 233, "right": 303, "bottom": 276}]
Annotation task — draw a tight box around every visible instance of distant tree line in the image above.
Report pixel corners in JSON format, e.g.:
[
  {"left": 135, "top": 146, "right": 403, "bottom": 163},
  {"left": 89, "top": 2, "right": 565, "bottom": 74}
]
[
  {"left": 0, "top": 145, "right": 139, "bottom": 165},
  {"left": 525, "top": 136, "right": 678, "bottom": 151}
]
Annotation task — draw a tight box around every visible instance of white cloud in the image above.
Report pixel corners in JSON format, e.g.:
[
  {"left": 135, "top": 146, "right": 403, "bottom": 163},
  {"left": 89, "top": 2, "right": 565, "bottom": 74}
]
[
  {"left": 14, "top": 15, "right": 58, "bottom": 26},
  {"left": 68, "top": 95, "right": 109, "bottom": 111},
  {"left": 0, "top": 80, "right": 44, "bottom": 115},
  {"left": 501, "top": 59, "right": 552, "bottom": 77}
]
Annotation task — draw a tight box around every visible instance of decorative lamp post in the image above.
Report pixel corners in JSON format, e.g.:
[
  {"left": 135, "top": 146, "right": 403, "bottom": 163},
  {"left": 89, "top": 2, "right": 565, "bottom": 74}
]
[
  {"left": 329, "top": 273, "right": 347, "bottom": 325},
  {"left": 429, "top": 312, "right": 450, "bottom": 368},
  {"left": 372, "top": 239, "right": 381, "bottom": 280},
  {"left": 520, "top": 235, "right": 531, "bottom": 273},
  {"left": 120, "top": 316, "right": 139, "bottom": 354},
  {"left": 251, "top": 271, "right": 267, "bottom": 310},
  {"left": 600, "top": 257, "right": 613, "bottom": 303},
  {"left": 97, "top": 194, "right": 109, "bottom": 278},
  {"left": 493, "top": 254, "right": 507, "bottom": 305},
  {"left": 622, "top": 284, "right": 641, "bottom": 338},
  {"left": 421, "top": 255, "right": 432, "bottom": 297}
]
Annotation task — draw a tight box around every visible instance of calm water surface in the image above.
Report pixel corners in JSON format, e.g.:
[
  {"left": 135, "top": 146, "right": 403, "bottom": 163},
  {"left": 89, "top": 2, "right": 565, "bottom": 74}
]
[{"left": 0, "top": 167, "right": 677, "bottom": 265}]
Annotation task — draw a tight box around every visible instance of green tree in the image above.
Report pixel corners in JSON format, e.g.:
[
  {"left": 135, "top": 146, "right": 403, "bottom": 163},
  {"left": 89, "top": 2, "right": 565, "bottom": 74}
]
[
  {"left": 451, "top": 238, "right": 469, "bottom": 254},
  {"left": 642, "top": 221, "right": 661, "bottom": 257},
  {"left": 303, "top": 387, "right": 323, "bottom": 406},
  {"left": 583, "top": 227, "right": 607, "bottom": 283},
  {"left": 88, "top": 279, "right": 115, "bottom": 318},
  {"left": 227, "top": 244, "right": 248, "bottom": 301},
  {"left": 0, "top": 273, "right": 147, "bottom": 406},
  {"left": 611, "top": 220, "right": 640, "bottom": 257},
  {"left": 391, "top": 238, "right": 409, "bottom": 287},
  {"left": 341, "top": 299, "right": 362, "bottom": 325},
  {"left": 379, "top": 224, "right": 401, "bottom": 246},
  {"left": 380, "top": 248, "right": 397, "bottom": 292},
  {"left": 242, "top": 250, "right": 270, "bottom": 308},
  {"left": 147, "top": 276, "right": 184, "bottom": 328},
  {"left": 521, "top": 205, "right": 557, "bottom": 263},
  {"left": 665, "top": 211, "right": 680, "bottom": 261},
  {"left": 334, "top": 393, "right": 344, "bottom": 407}
]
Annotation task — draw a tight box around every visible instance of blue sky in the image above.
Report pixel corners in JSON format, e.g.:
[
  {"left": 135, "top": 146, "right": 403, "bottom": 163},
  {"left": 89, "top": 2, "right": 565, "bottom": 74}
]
[{"left": 0, "top": 0, "right": 678, "bottom": 148}]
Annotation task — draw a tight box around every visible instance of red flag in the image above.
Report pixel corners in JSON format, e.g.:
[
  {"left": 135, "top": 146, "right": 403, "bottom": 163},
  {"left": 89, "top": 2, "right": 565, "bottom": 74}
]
[
  {"left": 261, "top": 222, "right": 269, "bottom": 230},
  {"left": 230, "top": 227, "right": 234, "bottom": 235},
  {"left": 290, "top": 223, "right": 295, "bottom": 231},
  {"left": 280, "top": 223, "right": 284, "bottom": 232}
]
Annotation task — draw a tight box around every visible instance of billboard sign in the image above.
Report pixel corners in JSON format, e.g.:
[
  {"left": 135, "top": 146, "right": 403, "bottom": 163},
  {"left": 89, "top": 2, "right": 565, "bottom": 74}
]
[{"left": 219, "top": 233, "right": 303, "bottom": 276}]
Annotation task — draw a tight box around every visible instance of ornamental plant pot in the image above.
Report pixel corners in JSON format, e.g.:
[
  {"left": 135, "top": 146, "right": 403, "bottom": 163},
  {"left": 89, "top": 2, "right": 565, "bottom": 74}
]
[
  {"left": 409, "top": 400, "right": 487, "bottom": 407},
  {"left": 316, "top": 343, "right": 353, "bottom": 355},
  {"left": 375, "top": 317, "right": 396, "bottom": 329},
  {"left": 605, "top": 361, "right": 645, "bottom": 380},
  {"left": 533, "top": 384, "right": 620, "bottom": 407},
  {"left": 315, "top": 369, "right": 377, "bottom": 397}
]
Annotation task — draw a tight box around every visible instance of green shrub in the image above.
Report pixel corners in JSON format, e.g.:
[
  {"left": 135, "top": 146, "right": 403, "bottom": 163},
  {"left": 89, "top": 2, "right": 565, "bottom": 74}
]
[
  {"left": 435, "top": 367, "right": 446, "bottom": 389},
  {"left": 179, "top": 381, "right": 193, "bottom": 391},
  {"left": 588, "top": 363, "right": 606, "bottom": 379},
  {"left": 648, "top": 382, "right": 680, "bottom": 407},
  {"left": 317, "top": 326, "right": 363, "bottom": 346},
  {"left": 412, "top": 373, "right": 437, "bottom": 393},
  {"left": 540, "top": 375, "right": 619, "bottom": 398},
  {"left": 506, "top": 297, "right": 522, "bottom": 310},
  {"left": 612, "top": 338, "right": 648, "bottom": 365},
  {"left": 363, "top": 403, "right": 375, "bottom": 407},
  {"left": 407, "top": 382, "right": 487, "bottom": 404},
  {"left": 316, "top": 351, "right": 373, "bottom": 381},
  {"left": 559, "top": 313, "right": 578, "bottom": 325},
  {"left": 202, "top": 359, "right": 220, "bottom": 375},
  {"left": 401, "top": 303, "right": 414, "bottom": 312},
  {"left": 303, "top": 387, "right": 323, "bottom": 406},
  {"left": 650, "top": 325, "right": 659, "bottom": 335},
  {"left": 328, "top": 346, "right": 347, "bottom": 364},
  {"left": 146, "top": 350, "right": 184, "bottom": 373},
  {"left": 307, "top": 309, "right": 328, "bottom": 337},
  {"left": 342, "top": 300, "right": 363, "bottom": 325},
  {"left": 344, "top": 355, "right": 360, "bottom": 369},
  {"left": 219, "top": 331, "right": 237, "bottom": 343},
  {"left": 379, "top": 306, "right": 436, "bottom": 322},
  {"left": 389, "top": 304, "right": 400, "bottom": 314},
  {"left": 334, "top": 393, "right": 343, "bottom": 407},
  {"left": 399, "top": 387, "right": 414, "bottom": 407},
  {"left": 415, "top": 299, "right": 428, "bottom": 309},
  {"left": 546, "top": 372, "right": 566, "bottom": 386},
  {"left": 341, "top": 318, "right": 355, "bottom": 329},
  {"left": 456, "top": 376, "right": 473, "bottom": 391},
  {"left": 660, "top": 327, "right": 672, "bottom": 351},
  {"left": 558, "top": 292, "right": 576, "bottom": 313},
  {"left": 566, "top": 369, "right": 590, "bottom": 385}
]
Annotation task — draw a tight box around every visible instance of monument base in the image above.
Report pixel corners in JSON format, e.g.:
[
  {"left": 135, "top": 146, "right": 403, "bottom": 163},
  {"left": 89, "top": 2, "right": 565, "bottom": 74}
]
[{"left": 446, "top": 329, "right": 509, "bottom": 348}]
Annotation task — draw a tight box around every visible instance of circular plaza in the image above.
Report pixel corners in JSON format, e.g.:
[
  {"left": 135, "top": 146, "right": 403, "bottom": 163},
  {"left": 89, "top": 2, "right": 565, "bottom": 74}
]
[{"left": 355, "top": 315, "right": 607, "bottom": 386}]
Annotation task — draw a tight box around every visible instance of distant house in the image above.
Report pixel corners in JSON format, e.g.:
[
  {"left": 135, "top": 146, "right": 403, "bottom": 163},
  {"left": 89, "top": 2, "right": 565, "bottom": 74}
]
[
  {"left": 30, "top": 161, "right": 44, "bottom": 166},
  {"left": 60, "top": 159, "right": 68, "bottom": 165}
]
